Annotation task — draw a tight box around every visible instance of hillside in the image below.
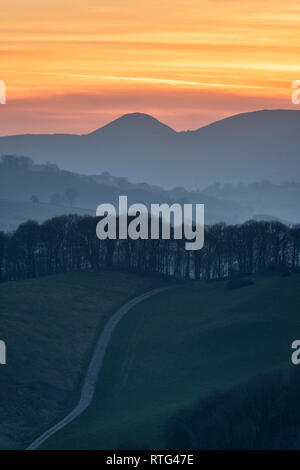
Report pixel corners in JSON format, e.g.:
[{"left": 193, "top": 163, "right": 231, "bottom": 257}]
[
  {"left": 0, "top": 272, "right": 167, "bottom": 449},
  {"left": 203, "top": 180, "right": 300, "bottom": 224},
  {"left": 39, "top": 275, "right": 300, "bottom": 449},
  {"left": 0, "top": 157, "right": 173, "bottom": 212},
  {"left": 0, "top": 110, "right": 300, "bottom": 188},
  {"left": 0, "top": 199, "right": 93, "bottom": 232},
  {"left": 0, "top": 156, "right": 248, "bottom": 229}
]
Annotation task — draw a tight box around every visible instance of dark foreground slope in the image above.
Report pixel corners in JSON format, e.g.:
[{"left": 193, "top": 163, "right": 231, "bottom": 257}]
[
  {"left": 0, "top": 272, "right": 166, "bottom": 449},
  {"left": 41, "top": 275, "right": 300, "bottom": 449}
]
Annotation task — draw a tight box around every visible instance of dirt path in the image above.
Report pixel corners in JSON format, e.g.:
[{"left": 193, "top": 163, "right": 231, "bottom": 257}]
[{"left": 26, "top": 286, "right": 175, "bottom": 450}]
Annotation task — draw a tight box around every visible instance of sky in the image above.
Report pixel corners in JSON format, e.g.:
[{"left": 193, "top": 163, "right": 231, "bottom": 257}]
[{"left": 0, "top": 0, "right": 300, "bottom": 135}]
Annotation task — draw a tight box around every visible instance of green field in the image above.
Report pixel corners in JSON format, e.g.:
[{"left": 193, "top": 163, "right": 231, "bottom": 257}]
[
  {"left": 0, "top": 271, "right": 166, "bottom": 449},
  {"left": 40, "top": 274, "right": 300, "bottom": 450}
]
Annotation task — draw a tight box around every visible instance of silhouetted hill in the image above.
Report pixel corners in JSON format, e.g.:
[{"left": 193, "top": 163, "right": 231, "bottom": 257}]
[
  {"left": 87, "top": 112, "right": 176, "bottom": 138},
  {"left": 1, "top": 110, "right": 299, "bottom": 188}
]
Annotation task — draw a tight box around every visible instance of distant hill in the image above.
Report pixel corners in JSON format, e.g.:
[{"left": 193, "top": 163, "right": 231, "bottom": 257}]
[
  {"left": 1, "top": 155, "right": 300, "bottom": 231},
  {"left": 88, "top": 112, "right": 176, "bottom": 138},
  {"left": 0, "top": 199, "right": 93, "bottom": 232},
  {"left": 0, "top": 156, "right": 248, "bottom": 230},
  {"left": 203, "top": 180, "right": 300, "bottom": 224},
  {"left": 0, "top": 110, "right": 300, "bottom": 188},
  {"left": 0, "top": 156, "right": 173, "bottom": 211}
]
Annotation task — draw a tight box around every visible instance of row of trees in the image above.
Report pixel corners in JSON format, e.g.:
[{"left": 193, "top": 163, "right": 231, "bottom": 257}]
[{"left": 0, "top": 215, "right": 300, "bottom": 283}]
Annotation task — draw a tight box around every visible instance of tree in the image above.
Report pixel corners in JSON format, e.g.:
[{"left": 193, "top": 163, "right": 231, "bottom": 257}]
[
  {"left": 0, "top": 232, "right": 8, "bottom": 282},
  {"left": 14, "top": 220, "right": 40, "bottom": 278},
  {"left": 1, "top": 154, "right": 33, "bottom": 169}
]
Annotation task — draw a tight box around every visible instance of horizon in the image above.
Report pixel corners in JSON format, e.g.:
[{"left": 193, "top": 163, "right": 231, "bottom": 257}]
[{"left": 1, "top": 107, "right": 299, "bottom": 137}]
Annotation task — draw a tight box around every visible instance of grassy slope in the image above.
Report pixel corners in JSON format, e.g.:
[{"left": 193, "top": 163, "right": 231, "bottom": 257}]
[
  {"left": 42, "top": 275, "right": 300, "bottom": 450},
  {"left": 0, "top": 272, "right": 167, "bottom": 449}
]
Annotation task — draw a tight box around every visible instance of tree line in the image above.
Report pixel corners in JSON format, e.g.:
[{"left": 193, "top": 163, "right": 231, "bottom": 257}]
[{"left": 0, "top": 214, "right": 300, "bottom": 283}]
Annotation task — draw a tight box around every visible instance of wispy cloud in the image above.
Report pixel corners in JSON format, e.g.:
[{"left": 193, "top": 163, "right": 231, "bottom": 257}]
[{"left": 0, "top": 0, "right": 299, "bottom": 134}]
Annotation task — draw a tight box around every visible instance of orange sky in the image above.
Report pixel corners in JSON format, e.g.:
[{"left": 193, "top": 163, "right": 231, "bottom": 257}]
[{"left": 0, "top": 0, "right": 300, "bottom": 135}]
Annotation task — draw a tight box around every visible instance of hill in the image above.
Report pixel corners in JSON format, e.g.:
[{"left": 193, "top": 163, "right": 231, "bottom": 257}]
[
  {"left": 39, "top": 275, "right": 300, "bottom": 449},
  {"left": 203, "top": 180, "right": 300, "bottom": 224},
  {"left": 0, "top": 199, "right": 93, "bottom": 232},
  {"left": 0, "top": 110, "right": 300, "bottom": 188},
  {"left": 0, "top": 272, "right": 167, "bottom": 449},
  {"left": 88, "top": 112, "right": 176, "bottom": 138},
  {"left": 0, "top": 156, "right": 247, "bottom": 229}
]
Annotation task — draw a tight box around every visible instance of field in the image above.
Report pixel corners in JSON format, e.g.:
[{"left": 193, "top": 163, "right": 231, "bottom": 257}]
[
  {"left": 40, "top": 274, "right": 300, "bottom": 449},
  {"left": 0, "top": 271, "right": 167, "bottom": 449}
]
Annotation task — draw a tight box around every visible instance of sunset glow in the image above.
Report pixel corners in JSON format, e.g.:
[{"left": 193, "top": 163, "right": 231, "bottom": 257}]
[{"left": 1, "top": 0, "right": 300, "bottom": 134}]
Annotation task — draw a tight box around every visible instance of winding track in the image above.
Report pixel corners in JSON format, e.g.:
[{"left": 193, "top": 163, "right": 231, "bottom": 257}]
[{"left": 27, "top": 286, "right": 175, "bottom": 450}]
